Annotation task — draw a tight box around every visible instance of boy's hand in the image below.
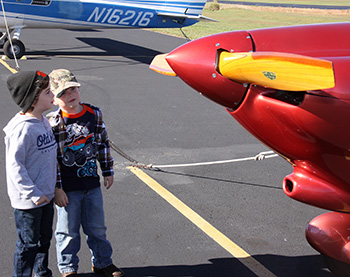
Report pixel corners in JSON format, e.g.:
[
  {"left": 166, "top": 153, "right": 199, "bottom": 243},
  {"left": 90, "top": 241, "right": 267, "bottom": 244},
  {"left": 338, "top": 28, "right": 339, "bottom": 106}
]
[
  {"left": 54, "top": 188, "right": 69, "bottom": 207},
  {"left": 104, "top": 175, "right": 114, "bottom": 189},
  {"left": 35, "top": 194, "right": 50, "bottom": 206}
]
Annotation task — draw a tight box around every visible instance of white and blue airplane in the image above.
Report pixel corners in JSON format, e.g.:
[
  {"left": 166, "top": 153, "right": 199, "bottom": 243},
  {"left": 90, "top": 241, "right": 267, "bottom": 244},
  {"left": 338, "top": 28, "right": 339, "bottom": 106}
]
[{"left": 0, "top": 0, "right": 213, "bottom": 58}]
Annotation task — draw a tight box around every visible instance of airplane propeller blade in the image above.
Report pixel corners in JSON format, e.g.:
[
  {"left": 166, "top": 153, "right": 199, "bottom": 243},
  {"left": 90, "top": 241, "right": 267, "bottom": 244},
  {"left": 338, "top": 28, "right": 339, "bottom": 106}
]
[
  {"left": 149, "top": 54, "right": 177, "bottom": 76},
  {"left": 217, "top": 51, "right": 335, "bottom": 91}
]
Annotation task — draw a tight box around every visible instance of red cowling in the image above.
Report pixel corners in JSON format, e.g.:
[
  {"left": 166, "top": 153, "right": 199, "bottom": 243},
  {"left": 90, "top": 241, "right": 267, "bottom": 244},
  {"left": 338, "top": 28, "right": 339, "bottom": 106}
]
[
  {"left": 226, "top": 23, "right": 350, "bottom": 212},
  {"left": 166, "top": 23, "right": 350, "bottom": 211}
]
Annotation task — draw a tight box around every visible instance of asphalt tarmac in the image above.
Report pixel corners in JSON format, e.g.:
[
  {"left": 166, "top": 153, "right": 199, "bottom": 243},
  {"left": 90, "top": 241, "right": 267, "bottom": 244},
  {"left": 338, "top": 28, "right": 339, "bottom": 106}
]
[{"left": 0, "top": 28, "right": 333, "bottom": 276}]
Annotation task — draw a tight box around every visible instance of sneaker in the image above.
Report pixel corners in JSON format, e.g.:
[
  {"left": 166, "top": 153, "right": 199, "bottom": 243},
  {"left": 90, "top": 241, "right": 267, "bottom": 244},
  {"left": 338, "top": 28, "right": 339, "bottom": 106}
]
[
  {"left": 92, "top": 264, "right": 124, "bottom": 277},
  {"left": 61, "top": 272, "right": 77, "bottom": 277}
]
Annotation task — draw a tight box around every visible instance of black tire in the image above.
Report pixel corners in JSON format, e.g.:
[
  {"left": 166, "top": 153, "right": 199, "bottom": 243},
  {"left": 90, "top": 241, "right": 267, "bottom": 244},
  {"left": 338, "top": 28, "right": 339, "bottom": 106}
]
[
  {"left": 63, "top": 150, "right": 75, "bottom": 166},
  {"left": 3, "top": 39, "right": 25, "bottom": 59},
  {"left": 84, "top": 141, "right": 94, "bottom": 157}
]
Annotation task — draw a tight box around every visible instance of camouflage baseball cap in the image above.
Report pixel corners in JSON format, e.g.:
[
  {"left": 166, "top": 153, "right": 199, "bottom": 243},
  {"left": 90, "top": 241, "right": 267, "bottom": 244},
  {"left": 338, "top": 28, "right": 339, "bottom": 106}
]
[{"left": 49, "top": 69, "right": 81, "bottom": 97}]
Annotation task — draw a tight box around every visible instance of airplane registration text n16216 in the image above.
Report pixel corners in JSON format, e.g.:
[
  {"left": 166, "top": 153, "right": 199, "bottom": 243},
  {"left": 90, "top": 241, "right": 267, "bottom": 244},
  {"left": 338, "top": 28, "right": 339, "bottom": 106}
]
[{"left": 87, "top": 7, "right": 154, "bottom": 27}]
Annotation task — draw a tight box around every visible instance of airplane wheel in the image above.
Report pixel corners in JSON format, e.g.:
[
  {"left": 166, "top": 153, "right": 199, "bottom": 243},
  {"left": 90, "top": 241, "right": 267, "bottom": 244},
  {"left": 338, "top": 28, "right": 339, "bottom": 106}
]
[
  {"left": 3, "top": 39, "right": 25, "bottom": 59},
  {"left": 323, "top": 255, "right": 350, "bottom": 276}
]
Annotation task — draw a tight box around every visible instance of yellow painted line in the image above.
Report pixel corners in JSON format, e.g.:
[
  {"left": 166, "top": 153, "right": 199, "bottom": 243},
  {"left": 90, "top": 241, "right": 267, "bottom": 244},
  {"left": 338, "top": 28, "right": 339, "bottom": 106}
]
[
  {"left": 0, "top": 59, "right": 18, "bottom": 73},
  {"left": 128, "top": 166, "right": 276, "bottom": 277}
]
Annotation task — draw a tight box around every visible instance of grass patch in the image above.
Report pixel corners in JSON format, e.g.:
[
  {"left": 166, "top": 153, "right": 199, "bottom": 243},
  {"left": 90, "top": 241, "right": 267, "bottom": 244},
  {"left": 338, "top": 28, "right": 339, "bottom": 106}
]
[
  {"left": 150, "top": 4, "right": 350, "bottom": 40},
  {"left": 223, "top": 0, "right": 349, "bottom": 6}
]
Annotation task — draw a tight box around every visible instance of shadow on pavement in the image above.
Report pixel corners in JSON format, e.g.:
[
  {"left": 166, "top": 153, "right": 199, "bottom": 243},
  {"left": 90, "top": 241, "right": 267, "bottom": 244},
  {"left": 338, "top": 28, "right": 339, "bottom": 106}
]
[
  {"left": 78, "top": 254, "right": 332, "bottom": 277},
  {"left": 24, "top": 37, "right": 162, "bottom": 65}
]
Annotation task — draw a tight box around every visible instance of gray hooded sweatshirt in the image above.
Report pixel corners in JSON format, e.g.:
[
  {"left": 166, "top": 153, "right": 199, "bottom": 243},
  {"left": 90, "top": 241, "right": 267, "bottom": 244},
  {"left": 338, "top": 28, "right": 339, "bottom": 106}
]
[{"left": 3, "top": 113, "right": 57, "bottom": 209}]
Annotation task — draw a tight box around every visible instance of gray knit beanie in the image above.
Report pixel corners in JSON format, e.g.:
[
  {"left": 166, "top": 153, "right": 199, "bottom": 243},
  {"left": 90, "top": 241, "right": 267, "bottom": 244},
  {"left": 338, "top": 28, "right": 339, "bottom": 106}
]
[{"left": 7, "top": 70, "right": 48, "bottom": 113}]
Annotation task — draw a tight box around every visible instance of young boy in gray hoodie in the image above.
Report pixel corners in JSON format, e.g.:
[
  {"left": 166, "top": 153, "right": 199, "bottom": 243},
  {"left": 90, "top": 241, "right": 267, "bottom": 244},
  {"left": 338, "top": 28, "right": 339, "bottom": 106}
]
[{"left": 3, "top": 70, "right": 58, "bottom": 277}]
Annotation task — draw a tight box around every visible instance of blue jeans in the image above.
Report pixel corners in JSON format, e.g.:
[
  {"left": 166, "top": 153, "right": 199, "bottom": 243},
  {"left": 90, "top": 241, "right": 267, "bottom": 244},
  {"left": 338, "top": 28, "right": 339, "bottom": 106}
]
[
  {"left": 13, "top": 200, "right": 54, "bottom": 277},
  {"left": 55, "top": 187, "right": 113, "bottom": 273}
]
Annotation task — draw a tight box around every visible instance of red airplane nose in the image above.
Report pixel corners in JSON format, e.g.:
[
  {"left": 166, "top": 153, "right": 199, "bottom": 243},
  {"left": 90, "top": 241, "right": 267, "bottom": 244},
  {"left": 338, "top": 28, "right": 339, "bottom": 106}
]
[{"left": 165, "top": 31, "right": 254, "bottom": 109}]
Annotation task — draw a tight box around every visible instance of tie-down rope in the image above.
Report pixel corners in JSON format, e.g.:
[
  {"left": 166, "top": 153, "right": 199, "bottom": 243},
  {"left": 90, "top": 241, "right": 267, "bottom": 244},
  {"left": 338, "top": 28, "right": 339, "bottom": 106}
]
[{"left": 134, "top": 150, "right": 278, "bottom": 170}]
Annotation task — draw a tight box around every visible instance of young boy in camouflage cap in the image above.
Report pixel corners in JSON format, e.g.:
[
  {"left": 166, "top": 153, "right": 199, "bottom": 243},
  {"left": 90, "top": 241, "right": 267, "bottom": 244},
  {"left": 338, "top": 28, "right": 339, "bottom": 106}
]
[{"left": 48, "top": 69, "right": 124, "bottom": 277}]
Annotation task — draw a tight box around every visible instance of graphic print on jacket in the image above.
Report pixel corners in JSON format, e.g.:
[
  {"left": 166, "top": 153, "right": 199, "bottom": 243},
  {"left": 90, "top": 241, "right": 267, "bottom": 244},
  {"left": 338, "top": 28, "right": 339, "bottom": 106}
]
[{"left": 63, "top": 122, "right": 98, "bottom": 177}]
